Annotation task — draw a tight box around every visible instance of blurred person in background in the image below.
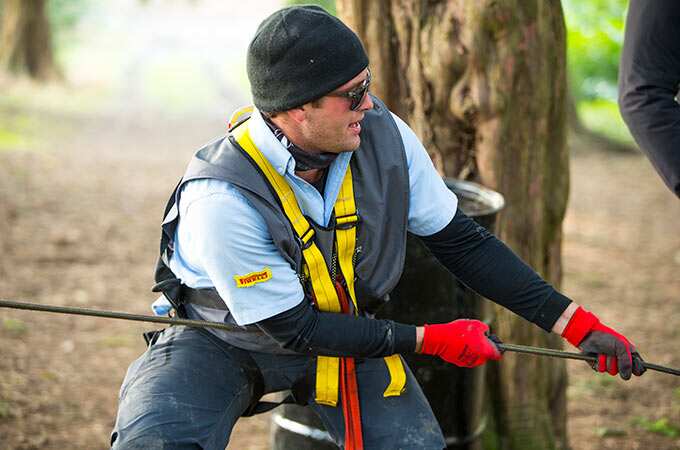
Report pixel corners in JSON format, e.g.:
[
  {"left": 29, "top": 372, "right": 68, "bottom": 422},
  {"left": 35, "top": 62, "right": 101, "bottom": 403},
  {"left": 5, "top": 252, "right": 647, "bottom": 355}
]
[
  {"left": 110, "top": 6, "right": 646, "bottom": 449},
  {"left": 619, "top": 0, "right": 680, "bottom": 198}
]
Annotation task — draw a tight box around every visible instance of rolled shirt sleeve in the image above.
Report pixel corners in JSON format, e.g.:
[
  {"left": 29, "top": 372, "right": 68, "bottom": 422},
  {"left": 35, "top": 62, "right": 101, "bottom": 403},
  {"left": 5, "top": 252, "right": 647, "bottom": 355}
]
[
  {"left": 391, "top": 112, "right": 459, "bottom": 235},
  {"left": 169, "top": 179, "right": 304, "bottom": 325}
]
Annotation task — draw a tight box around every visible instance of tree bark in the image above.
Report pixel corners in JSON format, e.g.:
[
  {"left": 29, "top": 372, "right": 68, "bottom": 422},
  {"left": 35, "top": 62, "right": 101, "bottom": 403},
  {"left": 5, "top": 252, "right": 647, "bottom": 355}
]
[
  {"left": 0, "top": 0, "right": 60, "bottom": 80},
  {"left": 337, "top": 1, "right": 570, "bottom": 449}
]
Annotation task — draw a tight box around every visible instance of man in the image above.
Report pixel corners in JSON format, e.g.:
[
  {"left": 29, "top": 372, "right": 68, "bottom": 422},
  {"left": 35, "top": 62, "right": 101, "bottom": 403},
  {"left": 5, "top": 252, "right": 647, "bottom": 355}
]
[
  {"left": 619, "top": 0, "right": 680, "bottom": 198},
  {"left": 111, "top": 6, "right": 645, "bottom": 449}
]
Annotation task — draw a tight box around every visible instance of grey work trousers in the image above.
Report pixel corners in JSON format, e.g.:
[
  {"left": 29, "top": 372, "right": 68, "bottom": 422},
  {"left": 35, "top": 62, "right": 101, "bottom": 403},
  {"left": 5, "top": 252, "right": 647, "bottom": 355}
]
[{"left": 110, "top": 326, "right": 445, "bottom": 450}]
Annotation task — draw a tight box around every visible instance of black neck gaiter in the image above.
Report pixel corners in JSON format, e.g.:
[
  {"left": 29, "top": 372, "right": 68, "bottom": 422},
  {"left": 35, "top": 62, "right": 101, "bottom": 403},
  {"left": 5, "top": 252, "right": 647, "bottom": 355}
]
[{"left": 263, "top": 116, "right": 339, "bottom": 171}]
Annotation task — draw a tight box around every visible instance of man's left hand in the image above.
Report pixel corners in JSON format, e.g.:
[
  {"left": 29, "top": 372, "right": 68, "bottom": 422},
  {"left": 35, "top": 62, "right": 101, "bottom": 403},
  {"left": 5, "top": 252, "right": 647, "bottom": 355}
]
[{"left": 562, "top": 307, "right": 646, "bottom": 380}]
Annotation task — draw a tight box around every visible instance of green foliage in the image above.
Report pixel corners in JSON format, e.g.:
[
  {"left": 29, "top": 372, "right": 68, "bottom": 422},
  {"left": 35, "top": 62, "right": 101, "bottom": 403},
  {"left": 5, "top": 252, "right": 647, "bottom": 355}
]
[
  {"left": 0, "top": 102, "right": 41, "bottom": 152},
  {"left": 0, "top": 400, "right": 11, "bottom": 419},
  {"left": 0, "top": 128, "right": 27, "bottom": 151},
  {"left": 596, "top": 427, "right": 626, "bottom": 438},
  {"left": 563, "top": 0, "right": 627, "bottom": 102},
  {"left": 578, "top": 99, "right": 635, "bottom": 145},
  {"left": 47, "top": 0, "right": 92, "bottom": 51},
  {"left": 97, "top": 334, "right": 136, "bottom": 348},
  {"left": 563, "top": 1, "right": 637, "bottom": 145},
  {"left": 287, "top": 0, "right": 336, "bottom": 16},
  {"left": 2, "top": 318, "right": 28, "bottom": 335},
  {"left": 634, "top": 417, "right": 680, "bottom": 438}
]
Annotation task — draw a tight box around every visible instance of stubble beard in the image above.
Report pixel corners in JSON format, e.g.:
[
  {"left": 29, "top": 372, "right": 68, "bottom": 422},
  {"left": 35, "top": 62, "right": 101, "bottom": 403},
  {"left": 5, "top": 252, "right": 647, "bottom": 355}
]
[{"left": 305, "top": 123, "right": 361, "bottom": 154}]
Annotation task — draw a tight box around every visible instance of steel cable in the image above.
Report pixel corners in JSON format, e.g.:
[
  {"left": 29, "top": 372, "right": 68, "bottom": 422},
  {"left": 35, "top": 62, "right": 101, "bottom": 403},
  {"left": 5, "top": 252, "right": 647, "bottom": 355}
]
[{"left": 1, "top": 299, "right": 678, "bottom": 376}]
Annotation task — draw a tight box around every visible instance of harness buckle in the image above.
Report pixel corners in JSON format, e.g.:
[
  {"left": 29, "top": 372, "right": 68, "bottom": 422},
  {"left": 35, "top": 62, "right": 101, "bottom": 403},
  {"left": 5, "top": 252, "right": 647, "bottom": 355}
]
[
  {"left": 335, "top": 212, "right": 360, "bottom": 230},
  {"left": 227, "top": 105, "right": 254, "bottom": 132},
  {"left": 299, "top": 227, "right": 316, "bottom": 250}
]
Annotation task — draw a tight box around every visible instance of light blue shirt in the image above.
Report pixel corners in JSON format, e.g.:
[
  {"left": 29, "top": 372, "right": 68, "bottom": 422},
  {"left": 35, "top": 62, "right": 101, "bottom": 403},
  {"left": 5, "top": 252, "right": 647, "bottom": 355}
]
[{"left": 165, "top": 109, "right": 458, "bottom": 325}]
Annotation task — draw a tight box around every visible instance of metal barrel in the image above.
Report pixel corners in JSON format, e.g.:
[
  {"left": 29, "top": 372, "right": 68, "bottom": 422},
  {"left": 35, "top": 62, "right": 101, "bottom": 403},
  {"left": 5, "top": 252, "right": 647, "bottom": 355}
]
[
  {"left": 271, "top": 403, "right": 338, "bottom": 450},
  {"left": 271, "top": 179, "right": 505, "bottom": 449},
  {"left": 378, "top": 179, "right": 504, "bottom": 450}
]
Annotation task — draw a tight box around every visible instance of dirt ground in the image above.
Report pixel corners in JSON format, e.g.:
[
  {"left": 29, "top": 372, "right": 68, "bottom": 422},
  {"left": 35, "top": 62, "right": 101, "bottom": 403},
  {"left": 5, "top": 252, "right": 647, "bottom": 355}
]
[
  {"left": 0, "top": 80, "right": 679, "bottom": 450},
  {"left": 560, "top": 140, "right": 680, "bottom": 450}
]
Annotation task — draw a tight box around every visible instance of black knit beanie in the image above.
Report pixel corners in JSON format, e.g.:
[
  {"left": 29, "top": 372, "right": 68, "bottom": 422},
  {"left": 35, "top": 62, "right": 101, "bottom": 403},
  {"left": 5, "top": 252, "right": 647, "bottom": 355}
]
[{"left": 247, "top": 5, "right": 369, "bottom": 112}]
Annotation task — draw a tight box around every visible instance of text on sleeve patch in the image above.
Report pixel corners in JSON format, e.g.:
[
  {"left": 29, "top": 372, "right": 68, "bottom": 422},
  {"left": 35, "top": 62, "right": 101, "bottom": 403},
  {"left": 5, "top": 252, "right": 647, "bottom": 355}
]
[{"left": 233, "top": 267, "right": 273, "bottom": 288}]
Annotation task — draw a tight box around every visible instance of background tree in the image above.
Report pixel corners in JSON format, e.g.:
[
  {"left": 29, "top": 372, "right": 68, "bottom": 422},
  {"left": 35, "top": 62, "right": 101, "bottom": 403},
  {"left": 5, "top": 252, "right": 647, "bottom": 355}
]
[
  {"left": 0, "top": 0, "right": 59, "bottom": 80},
  {"left": 337, "top": 1, "right": 570, "bottom": 449},
  {"left": 563, "top": 0, "right": 626, "bottom": 110},
  {"left": 288, "top": 0, "right": 336, "bottom": 14},
  {"left": 562, "top": 0, "right": 635, "bottom": 152}
]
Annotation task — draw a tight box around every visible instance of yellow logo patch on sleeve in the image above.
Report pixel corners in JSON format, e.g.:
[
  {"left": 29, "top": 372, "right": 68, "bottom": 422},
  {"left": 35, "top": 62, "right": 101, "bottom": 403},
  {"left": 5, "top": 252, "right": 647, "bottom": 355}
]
[{"left": 233, "top": 267, "right": 273, "bottom": 288}]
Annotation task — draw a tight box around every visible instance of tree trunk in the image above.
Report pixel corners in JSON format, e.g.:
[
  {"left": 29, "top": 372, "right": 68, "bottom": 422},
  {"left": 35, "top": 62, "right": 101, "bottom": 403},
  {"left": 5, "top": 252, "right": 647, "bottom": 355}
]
[
  {"left": 337, "top": 2, "right": 570, "bottom": 449},
  {"left": 0, "top": 0, "right": 60, "bottom": 80}
]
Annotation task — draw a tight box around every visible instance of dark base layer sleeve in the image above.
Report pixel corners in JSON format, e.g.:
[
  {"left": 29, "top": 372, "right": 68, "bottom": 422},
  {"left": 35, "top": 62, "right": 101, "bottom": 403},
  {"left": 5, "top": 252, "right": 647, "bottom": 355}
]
[
  {"left": 618, "top": 0, "right": 680, "bottom": 198},
  {"left": 418, "top": 209, "right": 572, "bottom": 332},
  {"left": 257, "top": 298, "right": 417, "bottom": 357}
]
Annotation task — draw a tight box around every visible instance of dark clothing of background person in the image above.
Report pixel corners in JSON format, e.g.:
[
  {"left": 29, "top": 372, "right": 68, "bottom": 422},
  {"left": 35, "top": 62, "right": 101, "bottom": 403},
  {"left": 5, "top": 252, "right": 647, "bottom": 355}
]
[{"left": 618, "top": 0, "right": 680, "bottom": 198}]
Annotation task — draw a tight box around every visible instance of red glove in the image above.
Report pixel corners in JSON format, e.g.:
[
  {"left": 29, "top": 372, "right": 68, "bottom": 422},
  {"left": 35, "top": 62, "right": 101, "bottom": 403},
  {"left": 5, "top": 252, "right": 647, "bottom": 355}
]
[
  {"left": 562, "top": 307, "right": 646, "bottom": 380},
  {"left": 421, "top": 319, "right": 502, "bottom": 368}
]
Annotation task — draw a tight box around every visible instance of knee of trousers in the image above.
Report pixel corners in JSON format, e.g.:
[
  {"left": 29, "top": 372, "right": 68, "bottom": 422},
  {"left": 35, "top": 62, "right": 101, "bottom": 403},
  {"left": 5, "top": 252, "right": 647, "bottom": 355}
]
[{"left": 110, "top": 432, "right": 200, "bottom": 450}]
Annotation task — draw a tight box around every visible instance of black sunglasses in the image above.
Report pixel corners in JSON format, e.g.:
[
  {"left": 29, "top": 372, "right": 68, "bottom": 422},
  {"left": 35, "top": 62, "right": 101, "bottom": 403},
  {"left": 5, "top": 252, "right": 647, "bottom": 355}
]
[{"left": 326, "top": 69, "right": 371, "bottom": 111}]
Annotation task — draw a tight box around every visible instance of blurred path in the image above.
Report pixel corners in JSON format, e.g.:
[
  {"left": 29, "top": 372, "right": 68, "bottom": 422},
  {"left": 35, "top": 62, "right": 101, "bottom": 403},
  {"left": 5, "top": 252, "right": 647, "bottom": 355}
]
[
  {"left": 0, "top": 1, "right": 279, "bottom": 449},
  {"left": 70, "top": 0, "right": 282, "bottom": 117},
  {"left": 563, "top": 149, "right": 680, "bottom": 450}
]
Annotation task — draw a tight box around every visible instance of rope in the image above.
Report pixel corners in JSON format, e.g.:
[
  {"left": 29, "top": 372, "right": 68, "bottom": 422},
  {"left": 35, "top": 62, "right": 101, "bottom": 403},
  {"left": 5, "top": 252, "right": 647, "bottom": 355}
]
[{"left": 1, "top": 299, "right": 678, "bottom": 376}]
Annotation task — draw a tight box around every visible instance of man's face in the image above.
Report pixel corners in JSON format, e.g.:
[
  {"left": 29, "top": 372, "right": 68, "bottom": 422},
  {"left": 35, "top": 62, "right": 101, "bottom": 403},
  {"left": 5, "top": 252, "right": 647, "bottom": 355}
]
[{"left": 296, "top": 68, "right": 373, "bottom": 154}]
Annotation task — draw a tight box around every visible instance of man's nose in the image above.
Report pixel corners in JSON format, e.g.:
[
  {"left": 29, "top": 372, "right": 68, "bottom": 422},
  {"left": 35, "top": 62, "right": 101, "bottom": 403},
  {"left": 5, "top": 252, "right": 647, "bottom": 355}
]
[{"left": 359, "top": 92, "right": 374, "bottom": 111}]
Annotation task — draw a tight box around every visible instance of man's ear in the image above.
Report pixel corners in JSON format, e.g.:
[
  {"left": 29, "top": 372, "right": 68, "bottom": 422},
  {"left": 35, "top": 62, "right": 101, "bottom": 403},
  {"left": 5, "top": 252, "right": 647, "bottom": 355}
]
[{"left": 286, "top": 106, "right": 307, "bottom": 124}]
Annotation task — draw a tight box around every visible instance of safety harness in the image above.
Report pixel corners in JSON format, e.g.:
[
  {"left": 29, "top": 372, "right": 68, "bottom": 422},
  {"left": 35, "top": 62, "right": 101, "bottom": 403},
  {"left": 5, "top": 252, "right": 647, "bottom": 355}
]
[{"left": 228, "top": 107, "right": 406, "bottom": 448}]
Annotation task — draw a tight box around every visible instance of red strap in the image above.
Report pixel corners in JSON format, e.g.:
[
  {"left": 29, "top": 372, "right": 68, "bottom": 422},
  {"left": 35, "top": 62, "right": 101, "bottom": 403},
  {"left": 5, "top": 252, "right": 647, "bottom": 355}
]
[
  {"left": 341, "top": 357, "right": 363, "bottom": 450},
  {"left": 336, "top": 280, "right": 364, "bottom": 450}
]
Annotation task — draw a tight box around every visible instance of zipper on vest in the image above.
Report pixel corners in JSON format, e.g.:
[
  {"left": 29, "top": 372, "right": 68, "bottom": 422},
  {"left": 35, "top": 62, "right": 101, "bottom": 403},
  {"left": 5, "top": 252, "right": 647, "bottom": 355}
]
[
  {"left": 331, "top": 241, "right": 338, "bottom": 283},
  {"left": 333, "top": 239, "right": 359, "bottom": 316},
  {"left": 352, "top": 245, "right": 362, "bottom": 270}
]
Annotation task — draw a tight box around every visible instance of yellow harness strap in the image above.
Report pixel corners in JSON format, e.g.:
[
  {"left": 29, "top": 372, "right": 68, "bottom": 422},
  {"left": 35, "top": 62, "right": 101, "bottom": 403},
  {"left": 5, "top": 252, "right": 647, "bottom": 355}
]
[
  {"left": 232, "top": 118, "right": 405, "bottom": 405},
  {"left": 334, "top": 165, "right": 405, "bottom": 398}
]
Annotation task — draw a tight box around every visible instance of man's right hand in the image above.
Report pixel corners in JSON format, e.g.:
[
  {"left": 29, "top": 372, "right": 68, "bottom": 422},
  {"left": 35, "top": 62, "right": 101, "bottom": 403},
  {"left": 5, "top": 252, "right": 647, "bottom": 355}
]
[{"left": 419, "top": 319, "right": 502, "bottom": 368}]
